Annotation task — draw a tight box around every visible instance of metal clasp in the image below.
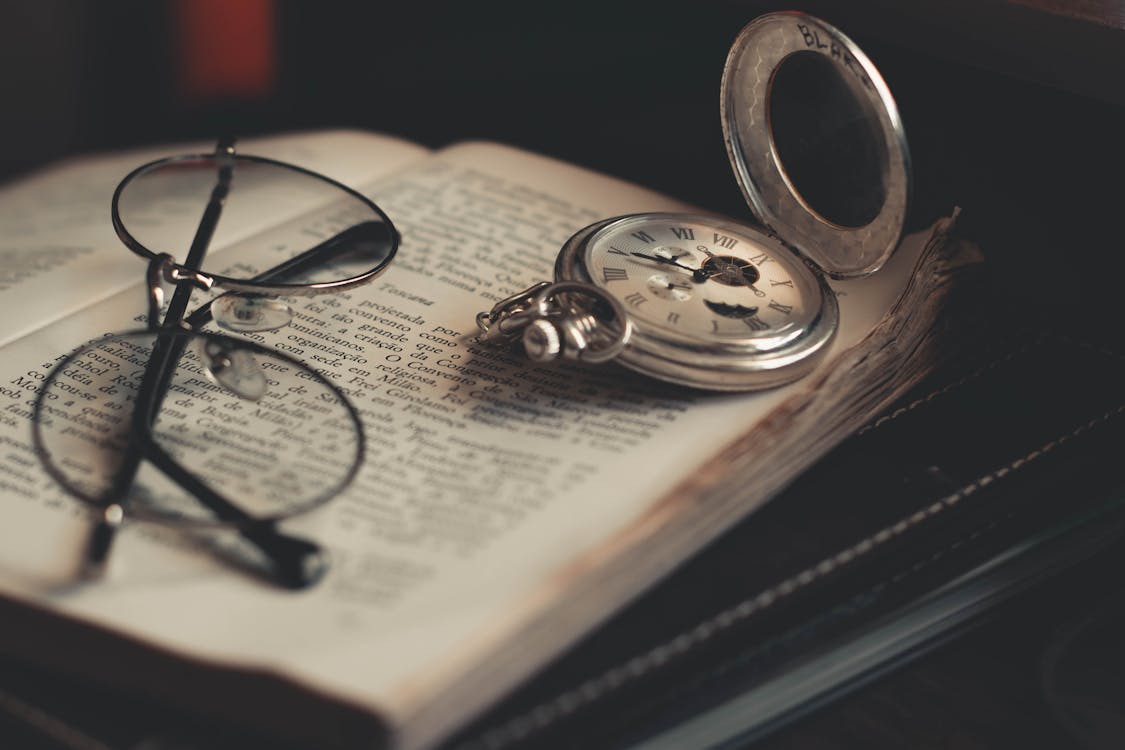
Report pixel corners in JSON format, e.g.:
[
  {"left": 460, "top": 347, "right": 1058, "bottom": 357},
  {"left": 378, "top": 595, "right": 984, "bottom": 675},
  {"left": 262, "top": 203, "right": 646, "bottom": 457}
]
[{"left": 475, "top": 281, "right": 632, "bottom": 364}]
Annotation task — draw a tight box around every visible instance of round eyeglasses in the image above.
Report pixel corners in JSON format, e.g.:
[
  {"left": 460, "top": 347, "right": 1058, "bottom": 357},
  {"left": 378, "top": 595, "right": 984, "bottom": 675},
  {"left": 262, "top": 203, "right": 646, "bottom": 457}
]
[{"left": 30, "top": 139, "right": 399, "bottom": 589}]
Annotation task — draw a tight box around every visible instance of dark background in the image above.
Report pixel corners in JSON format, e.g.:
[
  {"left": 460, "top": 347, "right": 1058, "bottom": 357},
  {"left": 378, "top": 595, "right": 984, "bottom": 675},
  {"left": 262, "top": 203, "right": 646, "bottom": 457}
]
[
  {"left": 2, "top": 0, "right": 1123, "bottom": 324},
  {"left": 1, "top": 1, "right": 1124, "bottom": 748}
]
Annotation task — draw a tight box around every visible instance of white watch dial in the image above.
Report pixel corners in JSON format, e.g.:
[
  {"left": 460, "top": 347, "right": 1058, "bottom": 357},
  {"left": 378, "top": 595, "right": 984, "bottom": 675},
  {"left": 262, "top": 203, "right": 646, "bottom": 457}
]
[{"left": 582, "top": 215, "right": 816, "bottom": 344}]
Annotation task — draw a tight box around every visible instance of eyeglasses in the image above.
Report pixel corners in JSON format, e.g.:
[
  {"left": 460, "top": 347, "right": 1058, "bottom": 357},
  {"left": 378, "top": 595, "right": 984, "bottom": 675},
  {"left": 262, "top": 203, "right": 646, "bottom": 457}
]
[{"left": 30, "top": 138, "right": 399, "bottom": 589}]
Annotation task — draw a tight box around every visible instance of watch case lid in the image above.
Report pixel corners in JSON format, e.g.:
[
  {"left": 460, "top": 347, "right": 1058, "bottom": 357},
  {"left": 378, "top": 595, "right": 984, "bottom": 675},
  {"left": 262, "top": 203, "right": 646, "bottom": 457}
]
[{"left": 720, "top": 11, "right": 912, "bottom": 279}]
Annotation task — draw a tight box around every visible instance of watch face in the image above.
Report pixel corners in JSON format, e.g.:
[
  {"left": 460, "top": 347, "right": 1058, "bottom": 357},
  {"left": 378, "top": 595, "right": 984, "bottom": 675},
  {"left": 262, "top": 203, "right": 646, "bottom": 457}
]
[
  {"left": 555, "top": 213, "right": 837, "bottom": 390},
  {"left": 583, "top": 215, "right": 818, "bottom": 342}
]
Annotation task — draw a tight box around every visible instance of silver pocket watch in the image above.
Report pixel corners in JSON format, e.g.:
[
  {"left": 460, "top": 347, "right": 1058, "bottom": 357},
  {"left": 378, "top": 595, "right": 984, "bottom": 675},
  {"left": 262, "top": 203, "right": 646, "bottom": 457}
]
[{"left": 476, "top": 12, "right": 912, "bottom": 391}]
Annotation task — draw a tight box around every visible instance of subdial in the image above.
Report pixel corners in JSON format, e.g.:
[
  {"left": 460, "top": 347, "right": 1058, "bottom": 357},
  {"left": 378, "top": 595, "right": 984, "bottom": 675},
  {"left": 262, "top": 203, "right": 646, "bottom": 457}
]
[{"left": 646, "top": 273, "right": 693, "bottom": 301}]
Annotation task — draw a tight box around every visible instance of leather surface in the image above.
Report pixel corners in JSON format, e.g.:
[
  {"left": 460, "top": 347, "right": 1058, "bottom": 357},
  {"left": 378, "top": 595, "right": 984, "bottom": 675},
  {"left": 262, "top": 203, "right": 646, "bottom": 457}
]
[{"left": 439, "top": 308, "right": 1125, "bottom": 750}]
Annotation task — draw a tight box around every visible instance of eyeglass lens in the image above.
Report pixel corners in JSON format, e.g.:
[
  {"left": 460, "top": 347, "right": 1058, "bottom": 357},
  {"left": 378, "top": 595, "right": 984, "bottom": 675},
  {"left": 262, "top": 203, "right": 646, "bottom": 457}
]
[
  {"left": 115, "top": 155, "right": 395, "bottom": 290},
  {"left": 33, "top": 330, "right": 362, "bottom": 527}
]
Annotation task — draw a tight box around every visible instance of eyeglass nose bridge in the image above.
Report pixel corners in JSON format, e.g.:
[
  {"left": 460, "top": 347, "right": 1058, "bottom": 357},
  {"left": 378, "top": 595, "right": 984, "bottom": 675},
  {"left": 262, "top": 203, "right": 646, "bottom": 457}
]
[{"left": 145, "top": 253, "right": 216, "bottom": 330}]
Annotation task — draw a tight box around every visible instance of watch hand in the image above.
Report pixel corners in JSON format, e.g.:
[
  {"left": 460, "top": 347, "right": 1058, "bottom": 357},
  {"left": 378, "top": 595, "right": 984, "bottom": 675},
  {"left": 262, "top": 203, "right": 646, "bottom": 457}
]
[
  {"left": 629, "top": 251, "right": 695, "bottom": 271},
  {"left": 692, "top": 267, "right": 719, "bottom": 284},
  {"left": 629, "top": 251, "right": 704, "bottom": 277}
]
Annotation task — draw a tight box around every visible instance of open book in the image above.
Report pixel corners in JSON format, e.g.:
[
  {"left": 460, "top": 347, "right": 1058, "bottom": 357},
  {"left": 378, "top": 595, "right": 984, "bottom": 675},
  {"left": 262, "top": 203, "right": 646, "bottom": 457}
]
[{"left": 0, "top": 130, "right": 976, "bottom": 749}]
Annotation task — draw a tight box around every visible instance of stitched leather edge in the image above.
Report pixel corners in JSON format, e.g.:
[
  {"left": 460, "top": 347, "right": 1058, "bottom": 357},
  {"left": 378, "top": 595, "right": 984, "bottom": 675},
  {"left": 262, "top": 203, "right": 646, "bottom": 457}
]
[{"left": 455, "top": 403, "right": 1125, "bottom": 750}]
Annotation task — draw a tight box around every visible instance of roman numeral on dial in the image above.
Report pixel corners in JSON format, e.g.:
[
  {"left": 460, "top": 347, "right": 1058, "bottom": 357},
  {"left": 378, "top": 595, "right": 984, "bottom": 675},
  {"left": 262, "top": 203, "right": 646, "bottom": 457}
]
[
  {"left": 670, "top": 227, "right": 695, "bottom": 240},
  {"left": 602, "top": 267, "right": 628, "bottom": 282},
  {"left": 631, "top": 231, "right": 656, "bottom": 243},
  {"left": 713, "top": 233, "right": 738, "bottom": 249}
]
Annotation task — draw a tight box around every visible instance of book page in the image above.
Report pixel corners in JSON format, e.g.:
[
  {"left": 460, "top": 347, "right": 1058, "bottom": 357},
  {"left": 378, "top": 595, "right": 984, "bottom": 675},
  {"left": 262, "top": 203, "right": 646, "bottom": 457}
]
[
  {"left": 0, "top": 136, "right": 943, "bottom": 749},
  {"left": 0, "top": 130, "right": 428, "bottom": 350}
]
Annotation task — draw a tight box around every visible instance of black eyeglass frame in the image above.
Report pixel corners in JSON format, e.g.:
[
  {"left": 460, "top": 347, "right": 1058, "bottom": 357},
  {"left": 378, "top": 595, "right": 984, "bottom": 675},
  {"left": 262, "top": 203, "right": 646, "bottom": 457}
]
[{"left": 31, "top": 138, "right": 400, "bottom": 589}]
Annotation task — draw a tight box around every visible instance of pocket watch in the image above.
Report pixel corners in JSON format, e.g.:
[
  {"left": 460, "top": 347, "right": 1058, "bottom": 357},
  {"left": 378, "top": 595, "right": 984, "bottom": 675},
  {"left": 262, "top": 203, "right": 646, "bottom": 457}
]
[{"left": 476, "top": 12, "right": 912, "bottom": 391}]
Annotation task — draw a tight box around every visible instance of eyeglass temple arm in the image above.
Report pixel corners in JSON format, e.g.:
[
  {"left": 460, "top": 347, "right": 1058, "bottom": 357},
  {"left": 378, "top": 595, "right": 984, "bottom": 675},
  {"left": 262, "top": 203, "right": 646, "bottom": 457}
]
[
  {"left": 86, "top": 143, "right": 236, "bottom": 573},
  {"left": 87, "top": 335, "right": 329, "bottom": 589},
  {"left": 160, "top": 142, "right": 235, "bottom": 328},
  {"left": 107, "top": 221, "right": 385, "bottom": 584},
  {"left": 145, "top": 441, "right": 330, "bottom": 589},
  {"left": 145, "top": 140, "right": 234, "bottom": 400},
  {"left": 98, "top": 211, "right": 374, "bottom": 571},
  {"left": 82, "top": 338, "right": 187, "bottom": 579}
]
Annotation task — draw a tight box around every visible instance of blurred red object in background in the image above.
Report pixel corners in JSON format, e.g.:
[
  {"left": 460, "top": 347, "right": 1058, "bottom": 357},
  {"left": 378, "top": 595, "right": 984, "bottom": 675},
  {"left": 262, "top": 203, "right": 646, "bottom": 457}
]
[{"left": 174, "top": 0, "right": 276, "bottom": 102}]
